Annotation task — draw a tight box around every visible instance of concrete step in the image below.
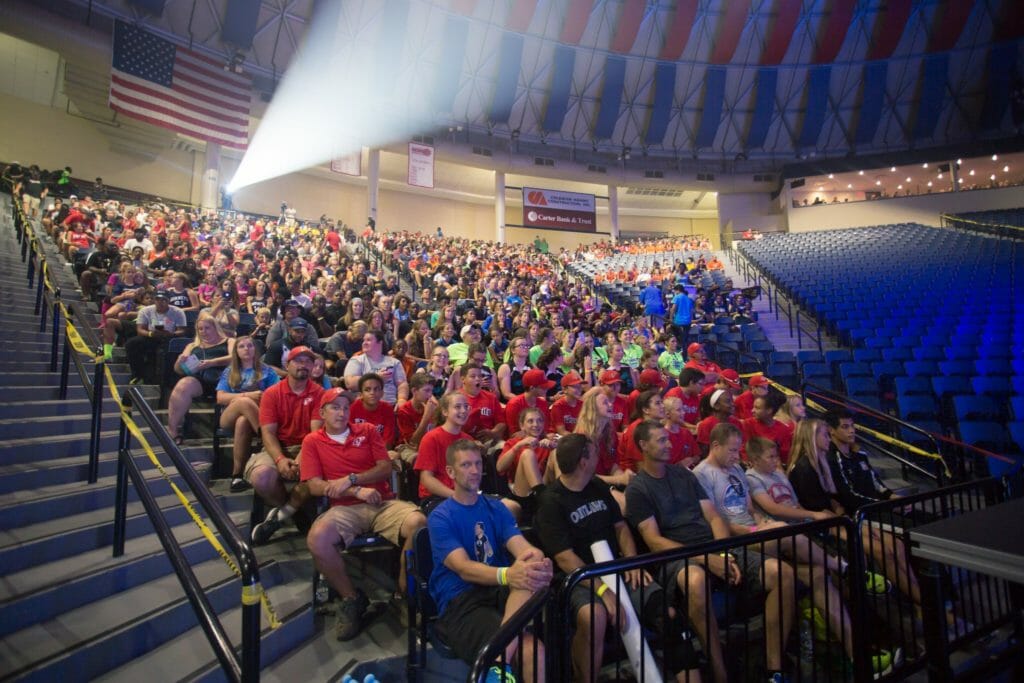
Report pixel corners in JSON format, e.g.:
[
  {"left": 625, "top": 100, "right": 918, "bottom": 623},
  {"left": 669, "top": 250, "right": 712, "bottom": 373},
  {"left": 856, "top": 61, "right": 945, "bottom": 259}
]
[
  {"left": 0, "top": 412, "right": 123, "bottom": 439},
  {"left": 0, "top": 398, "right": 93, "bottom": 417}
]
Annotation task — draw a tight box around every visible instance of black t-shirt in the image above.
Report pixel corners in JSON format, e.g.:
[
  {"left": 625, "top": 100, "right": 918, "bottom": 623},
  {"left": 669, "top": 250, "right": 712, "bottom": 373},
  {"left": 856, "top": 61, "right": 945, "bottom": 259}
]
[
  {"left": 535, "top": 478, "right": 622, "bottom": 563},
  {"left": 625, "top": 465, "right": 714, "bottom": 546}
]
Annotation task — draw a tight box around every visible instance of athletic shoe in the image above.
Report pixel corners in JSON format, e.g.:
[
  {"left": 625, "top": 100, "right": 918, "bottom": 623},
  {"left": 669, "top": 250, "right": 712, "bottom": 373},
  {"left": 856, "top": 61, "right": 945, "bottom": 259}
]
[
  {"left": 484, "top": 664, "right": 518, "bottom": 683},
  {"left": 129, "top": 377, "right": 144, "bottom": 385},
  {"left": 864, "top": 571, "right": 893, "bottom": 595},
  {"left": 871, "top": 647, "right": 902, "bottom": 679},
  {"left": 229, "top": 477, "right": 251, "bottom": 493},
  {"left": 335, "top": 594, "right": 364, "bottom": 641},
  {"left": 251, "top": 506, "right": 284, "bottom": 545}
]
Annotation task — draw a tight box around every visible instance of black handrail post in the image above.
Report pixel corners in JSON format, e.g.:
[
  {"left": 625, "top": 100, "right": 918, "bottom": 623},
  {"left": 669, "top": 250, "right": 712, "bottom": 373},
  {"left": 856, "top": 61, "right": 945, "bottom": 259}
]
[
  {"left": 796, "top": 310, "right": 803, "bottom": 349},
  {"left": 240, "top": 586, "right": 260, "bottom": 683},
  {"left": 34, "top": 263, "right": 44, "bottom": 314},
  {"left": 21, "top": 228, "right": 28, "bottom": 262},
  {"left": 26, "top": 247, "right": 35, "bottom": 286},
  {"left": 59, "top": 327, "right": 71, "bottom": 400},
  {"left": 88, "top": 358, "right": 105, "bottom": 484},
  {"left": 113, "top": 401, "right": 131, "bottom": 557},
  {"left": 49, "top": 293, "right": 60, "bottom": 372}
]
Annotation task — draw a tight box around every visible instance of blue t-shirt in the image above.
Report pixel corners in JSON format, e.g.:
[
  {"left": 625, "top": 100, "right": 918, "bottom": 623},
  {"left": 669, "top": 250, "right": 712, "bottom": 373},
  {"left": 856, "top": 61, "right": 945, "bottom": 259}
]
[
  {"left": 672, "top": 292, "right": 693, "bottom": 325},
  {"left": 216, "top": 365, "right": 280, "bottom": 393},
  {"left": 428, "top": 495, "right": 521, "bottom": 616},
  {"left": 640, "top": 285, "right": 665, "bottom": 316}
]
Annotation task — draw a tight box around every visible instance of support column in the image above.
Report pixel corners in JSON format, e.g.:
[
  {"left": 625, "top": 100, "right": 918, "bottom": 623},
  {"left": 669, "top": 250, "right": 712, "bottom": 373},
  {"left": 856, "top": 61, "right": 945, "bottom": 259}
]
[
  {"left": 367, "top": 148, "right": 380, "bottom": 227},
  {"left": 950, "top": 159, "right": 960, "bottom": 192},
  {"left": 608, "top": 184, "right": 620, "bottom": 243},
  {"left": 200, "top": 142, "right": 220, "bottom": 211},
  {"left": 495, "top": 171, "right": 506, "bottom": 244}
]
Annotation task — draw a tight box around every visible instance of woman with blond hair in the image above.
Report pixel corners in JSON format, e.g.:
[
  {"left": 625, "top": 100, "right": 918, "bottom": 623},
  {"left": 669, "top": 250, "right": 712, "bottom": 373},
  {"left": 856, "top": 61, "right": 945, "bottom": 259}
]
[
  {"left": 167, "top": 312, "right": 234, "bottom": 445},
  {"left": 216, "top": 336, "right": 279, "bottom": 491},
  {"left": 574, "top": 386, "right": 634, "bottom": 511}
]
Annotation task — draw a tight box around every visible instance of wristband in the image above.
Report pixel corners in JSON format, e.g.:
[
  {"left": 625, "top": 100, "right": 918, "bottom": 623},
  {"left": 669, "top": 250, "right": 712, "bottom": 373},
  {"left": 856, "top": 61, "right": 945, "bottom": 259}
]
[
  {"left": 596, "top": 583, "right": 608, "bottom": 597},
  {"left": 273, "top": 454, "right": 283, "bottom": 464},
  {"left": 749, "top": 525, "right": 758, "bottom": 533},
  {"left": 496, "top": 567, "right": 509, "bottom": 586}
]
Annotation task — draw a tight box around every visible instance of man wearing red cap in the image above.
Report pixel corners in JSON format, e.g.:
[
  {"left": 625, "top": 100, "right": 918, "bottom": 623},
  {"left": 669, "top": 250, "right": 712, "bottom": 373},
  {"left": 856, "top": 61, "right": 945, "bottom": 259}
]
[
  {"left": 684, "top": 342, "right": 723, "bottom": 381},
  {"left": 248, "top": 345, "right": 325, "bottom": 545},
  {"left": 597, "top": 369, "right": 629, "bottom": 433},
  {"left": 734, "top": 374, "right": 770, "bottom": 421},
  {"left": 741, "top": 395, "right": 794, "bottom": 464},
  {"left": 504, "top": 369, "right": 553, "bottom": 436},
  {"left": 303, "top": 388, "right": 426, "bottom": 640},
  {"left": 549, "top": 371, "right": 585, "bottom": 436},
  {"left": 700, "top": 368, "right": 742, "bottom": 401}
]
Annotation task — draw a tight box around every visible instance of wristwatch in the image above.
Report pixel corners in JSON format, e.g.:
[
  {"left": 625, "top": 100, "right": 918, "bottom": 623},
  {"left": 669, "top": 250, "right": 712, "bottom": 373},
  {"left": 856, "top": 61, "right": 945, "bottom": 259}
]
[{"left": 348, "top": 473, "right": 358, "bottom": 486}]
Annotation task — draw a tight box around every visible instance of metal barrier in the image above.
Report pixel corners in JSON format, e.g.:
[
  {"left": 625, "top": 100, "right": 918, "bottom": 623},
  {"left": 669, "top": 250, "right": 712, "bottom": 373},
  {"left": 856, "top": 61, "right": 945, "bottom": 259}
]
[
  {"left": 467, "top": 587, "right": 551, "bottom": 683},
  {"left": 58, "top": 301, "right": 106, "bottom": 483},
  {"left": 855, "top": 477, "right": 1021, "bottom": 681},
  {"left": 113, "top": 386, "right": 262, "bottom": 682}
]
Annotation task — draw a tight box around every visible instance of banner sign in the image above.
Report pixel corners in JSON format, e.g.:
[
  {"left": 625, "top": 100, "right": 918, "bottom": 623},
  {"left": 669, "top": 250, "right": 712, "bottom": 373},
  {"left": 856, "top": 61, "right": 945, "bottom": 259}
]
[
  {"left": 522, "top": 187, "right": 596, "bottom": 231},
  {"left": 330, "top": 151, "right": 361, "bottom": 176},
  {"left": 407, "top": 142, "right": 435, "bottom": 188}
]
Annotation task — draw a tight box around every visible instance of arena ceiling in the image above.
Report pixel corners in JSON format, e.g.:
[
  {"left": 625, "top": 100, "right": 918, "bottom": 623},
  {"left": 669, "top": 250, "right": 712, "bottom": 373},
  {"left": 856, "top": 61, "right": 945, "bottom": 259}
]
[{"left": 45, "top": 0, "right": 1024, "bottom": 173}]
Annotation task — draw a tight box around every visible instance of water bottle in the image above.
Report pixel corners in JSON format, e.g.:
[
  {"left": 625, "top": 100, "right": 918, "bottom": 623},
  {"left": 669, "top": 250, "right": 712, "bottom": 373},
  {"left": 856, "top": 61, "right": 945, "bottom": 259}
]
[
  {"left": 363, "top": 675, "right": 378, "bottom": 683},
  {"left": 314, "top": 573, "right": 330, "bottom": 607},
  {"left": 341, "top": 676, "right": 354, "bottom": 683}
]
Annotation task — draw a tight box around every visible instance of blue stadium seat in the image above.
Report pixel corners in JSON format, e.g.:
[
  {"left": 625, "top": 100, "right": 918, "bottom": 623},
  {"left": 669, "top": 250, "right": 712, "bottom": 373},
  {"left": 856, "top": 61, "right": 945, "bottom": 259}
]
[
  {"left": 801, "top": 362, "right": 833, "bottom": 389},
  {"left": 1010, "top": 423, "right": 1024, "bottom": 455},
  {"left": 824, "top": 349, "right": 852, "bottom": 368},
  {"left": 943, "top": 346, "right": 976, "bottom": 361},
  {"left": 957, "top": 421, "right": 1017, "bottom": 456},
  {"left": 870, "top": 361, "right": 906, "bottom": 384},
  {"left": 891, "top": 336, "right": 920, "bottom": 348},
  {"left": 839, "top": 362, "right": 872, "bottom": 384},
  {"left": 770, "top": 351, "right": 796, "bottom": 365},
  {"left": 931, "top": 376, "right": 972, "bottom": 399},
  {"left": 1011, "top": 397, "right": 1024, "bottom": 422},
  {"left": 845, "top": 377, "right": 879, "bottom": 399},
  {"left": 796, "top": 350, "right": 824, "bottom": 366},
  {"left": 912, "top": 346, "right": 945, "bottom": 362},
  {"left": 952, "top": 395, "right": 1001, "bottom": 423},
  {"left": 894, "top": 376, "right": 934, "bottom": 397},
  {"left": 852, "top": 348, "right": 881, "bottom": 363},
  {"left": 898, "top": 395, "right": 939, "bottom": 422},
  {"left": 971, "top": 376, "right": 1014, "bottom": 401},
  {"left": 864, "top": 336, "right": 891, "bottom": 349},
  {"left": 881, "top": 347, "right": 913, "bottom": 362},
  {"left": 939, "top": 360, "right": 976, "bottom": 377},
  {"left": 766, "top": 362, "right": 798, "bottom": 389},
  {"left": 903, "top": 361, "right": 939, "bottom": 377},
  {"left": 899, "top": 423, "right": 943, "bottom": 451},
  {"left": 973, "top": 359, "right": 1012, "bottom": 377}
]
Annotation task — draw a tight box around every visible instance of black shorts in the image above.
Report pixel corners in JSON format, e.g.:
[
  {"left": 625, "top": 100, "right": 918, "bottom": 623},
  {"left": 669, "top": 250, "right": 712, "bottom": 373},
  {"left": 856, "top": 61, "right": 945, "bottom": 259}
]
[
  {"left": 435, "top": 584, "right": 511, "bottom": 666},
  {"left": 664, "top": 550, "right": 767, "bottom": 606}
]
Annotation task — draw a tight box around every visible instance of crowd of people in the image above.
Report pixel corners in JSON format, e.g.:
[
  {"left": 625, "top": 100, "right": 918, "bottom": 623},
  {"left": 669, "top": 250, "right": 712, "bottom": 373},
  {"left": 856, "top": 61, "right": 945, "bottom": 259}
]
[{"left": 8, "top": 167, "right": 925, "bottom": 683}]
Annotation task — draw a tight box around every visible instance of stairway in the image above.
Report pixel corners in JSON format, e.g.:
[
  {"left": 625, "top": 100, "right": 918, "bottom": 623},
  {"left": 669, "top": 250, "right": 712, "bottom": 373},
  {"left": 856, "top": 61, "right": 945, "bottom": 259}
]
[{"left": 0, "top": 200, "right": 316, "bottom": 681}]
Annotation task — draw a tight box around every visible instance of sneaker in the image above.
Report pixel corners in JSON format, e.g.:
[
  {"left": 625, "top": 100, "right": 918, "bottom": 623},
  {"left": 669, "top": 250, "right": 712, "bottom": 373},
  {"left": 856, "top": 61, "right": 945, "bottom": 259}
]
[
  {"left": 390, "top": 592, "right": 409, "bottom": 630},
  {"left": 230, "top": 477, "right": 251, "bottom": 493},
  {"left": 129, "top": 377, "right": 144, "bottom": 385},
  {"left": 870, "top": 647, "right": 902, "bottom": 679},
  {"left": 864, "top": 571, "right": 893, "bottom": 595},
  {"left": 484, "top": 664, "right": 518, "bottom": 683},
  {"left": 765, "top": 671, "right": 789, "bottom": 683},
  {"left": 335, "top": 594, "right": 364, "bottom": 641},
  {"left": 251, "top": 507, "right": 284, "bottom": 545}
]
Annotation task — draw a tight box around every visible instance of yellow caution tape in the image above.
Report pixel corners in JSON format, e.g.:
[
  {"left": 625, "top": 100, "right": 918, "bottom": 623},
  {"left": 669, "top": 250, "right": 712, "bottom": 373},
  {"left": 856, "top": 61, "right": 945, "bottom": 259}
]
[{"left": 58, "top": 312, "right": 282, "bottom": 629}]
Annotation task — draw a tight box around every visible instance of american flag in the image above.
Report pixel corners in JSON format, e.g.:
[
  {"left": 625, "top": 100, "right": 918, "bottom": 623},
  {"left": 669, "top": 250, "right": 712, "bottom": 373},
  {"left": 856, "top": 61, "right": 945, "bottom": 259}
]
[{"left": 109, "top": 20, "right": 251, "bottom": 149}]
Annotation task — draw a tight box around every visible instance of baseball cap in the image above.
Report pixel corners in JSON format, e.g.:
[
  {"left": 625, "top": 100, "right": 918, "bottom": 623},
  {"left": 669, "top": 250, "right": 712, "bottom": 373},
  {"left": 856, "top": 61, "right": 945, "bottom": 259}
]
[
  {"left": 319, "top": 387, "right": 355, "bottom": 409},
  {"left": 687, "top": 343, "right": 704, "bottom": 356},
  {"left": 285, "top": 345, "right": 316, "bottom": 362},
  {"left": 639, "top": 368, "right": 666, "bottom": 388},
  {"left": 288, "top": 317, "right": 308, "bottom": 329},
  {"left": 720, "top": 369, "right": 740, "bottom": 389},
  {"left": 282, "top": 298, "right": 301, "bottom": 309},
  {"left": 748, "top": 375, "right": 770, "bottom": 387},
  {"left": 598, "top": 369, "right": 622, "bottom": 386},
  {"left": 460, "top": 324, "right": 477, "bottom": 337},
  {"left": 561, "top": 371, "right": 584, "bottom": 388},
  {"left": 523, "top": 368, "right": 556, "bottom": 390},
  {"left": 153, "top": 290, "right": 169, "bottom": 299}
]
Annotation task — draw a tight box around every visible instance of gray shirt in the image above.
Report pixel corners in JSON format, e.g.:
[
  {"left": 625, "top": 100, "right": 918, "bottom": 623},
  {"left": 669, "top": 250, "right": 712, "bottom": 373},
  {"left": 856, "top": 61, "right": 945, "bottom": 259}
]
[
  {"left": 343, "top": 353, "right": 406, "bottom": 404},
  {"left": 745, "top": 468, "right": 808, "bottom": 523},
  {"left": 625, "top": 465, "right": 714, "bottom": 546},
  {"left": 137, "top": 304, "right": 186, "bottom": 332},
  {"left": 693, "top": 461, "right": 757, "bottom": 527}
]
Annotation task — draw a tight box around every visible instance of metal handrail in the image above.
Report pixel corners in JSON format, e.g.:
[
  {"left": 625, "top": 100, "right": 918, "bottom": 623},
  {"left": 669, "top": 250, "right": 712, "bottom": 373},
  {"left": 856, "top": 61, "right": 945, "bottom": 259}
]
[
  {"left": 60, "top": 301, "right": 106, "bottom": 483},
  {"left": 113, "top": 387, "right": 261, "bottom": 682},
  {"left": 467, "top": 587, "right": 551, "bottom": 683},
  {"left": 801, "top": 381, "right": 949, "bottom": 485}
]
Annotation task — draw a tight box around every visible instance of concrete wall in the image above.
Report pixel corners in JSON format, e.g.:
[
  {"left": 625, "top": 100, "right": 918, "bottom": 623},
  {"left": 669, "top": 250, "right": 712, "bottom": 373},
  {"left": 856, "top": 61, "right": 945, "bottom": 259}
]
[
  {"left": 718, "top": 191, "right": 786, "bottom": 239},
  {"left": 786, "top": 185, "right": 1024, "bottom": 232}
]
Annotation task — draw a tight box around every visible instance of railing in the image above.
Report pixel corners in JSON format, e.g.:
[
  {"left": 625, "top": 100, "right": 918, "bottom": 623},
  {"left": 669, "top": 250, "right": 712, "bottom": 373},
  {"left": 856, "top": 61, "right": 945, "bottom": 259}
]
[
  {"left": 59, "top": 301, "right": 106, "bottom": 483},
  {"left": 113, "top": 386, "right": 262, "bottom": 682},
  {"left": 941, "top": 213, "right": 1024, "bottom": 241},
  {"left": 801, "top": 381, "right": 949, "bottom": 486},
  {"left": 467, "top": 587, "right": 550, "bottom": 683},
  {"left": 856, "top": 477, "right": 1022, "bottom": 681}
]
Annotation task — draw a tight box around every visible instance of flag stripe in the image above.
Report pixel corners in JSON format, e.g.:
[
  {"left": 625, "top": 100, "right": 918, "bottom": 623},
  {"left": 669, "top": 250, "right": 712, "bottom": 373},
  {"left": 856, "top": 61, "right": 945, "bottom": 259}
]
[
  {"left": 109, "top": 19, "right": 250, "bottom": 148},
  {"left": 109, "top": 102, "right": 247, "bottom": 148},
  {"left": 109, "top": 89, "right": 247, "bottom": 140},
  {"left": 111, "top": 72, "right": 249, "bottom": 119}
]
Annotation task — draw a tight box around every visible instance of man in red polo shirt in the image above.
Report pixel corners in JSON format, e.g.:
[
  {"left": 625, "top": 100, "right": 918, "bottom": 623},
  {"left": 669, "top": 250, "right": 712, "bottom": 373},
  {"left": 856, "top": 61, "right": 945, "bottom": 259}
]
[
  {"left": 303, "top": 388, "right": 425, "bottom": 640},
  {"left": 741, "top": 395, "right": 794, "bottom": 464},
  {"left": 734, "top": 374, "right": 770, "bottom": 421},
  {"left": 248, "top": 346, "right": 325, "bottom": 545},
  {"left": 459, "top": 361, "right": 506, "bottom": 446},
  {"left": 684, "top": 342, "right": 723, "bottom": 382}
]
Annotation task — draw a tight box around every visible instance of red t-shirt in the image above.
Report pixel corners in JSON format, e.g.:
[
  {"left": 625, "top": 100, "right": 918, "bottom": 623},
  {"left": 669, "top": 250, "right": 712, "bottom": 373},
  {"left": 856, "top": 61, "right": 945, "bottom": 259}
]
[
  {"left": 349, "top": 399, "right": 397, "bottom": 448},
  {"left": 668, "top": 426, "right": 700, "bottom": 467},
  {"left": 695, "top": 415, "right": 743, "bottom": 446},
  {"left": 325, "top": 230, "right": 341, "bottom": 252},
  {"left": 414, "top": 426, "right": 471, "bottom": 499},
  {"left": 396, "top": 400, "right": 431, "bottom": 445},
  {"left": 549, "top": 397, "right": 582, "bottom": 434},
  {"left": 685, "top": 359, "right": 723, "bottom": 376},
  {"left": 299, "top": 423, "right": 391, "bottom": 506},
  {"left": 258, "top": 379, "right": 324, "bottom": 447},
  {"left": 462, "top": 389, "right": 504, "bottom": 438},
  {"left": 504, "top": 393, "right": 550, "bottom": 435},
  {"left": 617, "top": 419, "right": 644, "bottom": 472},
  {"left": 608, "top": 394, "right": 628, "bottom": 434},
  {"left": 734, "top": 391, "right": 755, "bottom": 421},
  {"left": 500, "top": 436, "right": 552, "bottom": 482},
  {"left": 741, "top": 417, "right": 794, "bottom": 464},
  {"left": 665, "top": 387, "right": 702, "bottom": 425}
]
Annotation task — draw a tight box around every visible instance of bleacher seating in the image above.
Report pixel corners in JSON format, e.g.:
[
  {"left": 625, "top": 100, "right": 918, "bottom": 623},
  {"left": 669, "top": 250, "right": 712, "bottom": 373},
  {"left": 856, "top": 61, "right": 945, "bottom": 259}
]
[{"left": 737, "top": 224, "right": 1024, "bottom": 460}]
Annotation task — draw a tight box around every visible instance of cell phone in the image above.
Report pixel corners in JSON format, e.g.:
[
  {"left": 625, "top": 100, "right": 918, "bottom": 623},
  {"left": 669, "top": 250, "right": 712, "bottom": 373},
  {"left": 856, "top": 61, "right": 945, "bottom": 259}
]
[{"left": 154, "top": 323, "right": 164, "bottom": 330}]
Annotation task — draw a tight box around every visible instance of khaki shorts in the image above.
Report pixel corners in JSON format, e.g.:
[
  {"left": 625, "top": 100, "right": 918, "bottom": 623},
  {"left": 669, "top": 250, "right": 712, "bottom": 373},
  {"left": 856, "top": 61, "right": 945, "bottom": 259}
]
[
  {"left": 394, "top": 443, "right": 418, "bottom": 465},
  {"left": 243, "top": 444, "right": 302, "bottom": 483},
  {"left": 319, "top": 499, "right": 420, "bottom": 547}
]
